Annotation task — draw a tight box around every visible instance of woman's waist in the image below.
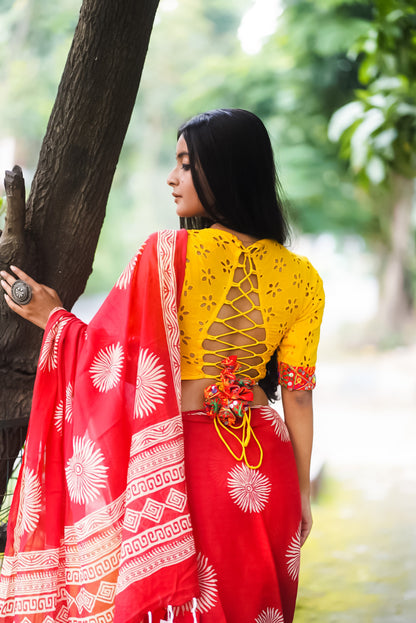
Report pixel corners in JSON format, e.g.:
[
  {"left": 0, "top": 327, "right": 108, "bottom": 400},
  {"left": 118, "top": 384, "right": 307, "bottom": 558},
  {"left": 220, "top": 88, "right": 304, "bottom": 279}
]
[
  {"left": 181, "top": 404, "right": 282, "bottom": 427},
  {"left": 181, "top": 378, "right": 269, "bottom": 412}
]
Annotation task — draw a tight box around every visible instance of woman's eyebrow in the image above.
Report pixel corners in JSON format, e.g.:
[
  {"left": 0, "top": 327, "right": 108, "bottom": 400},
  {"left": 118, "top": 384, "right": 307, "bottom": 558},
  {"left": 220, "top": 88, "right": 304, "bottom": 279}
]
[{"left": 176, "top": 150, "right": 189, "bottom": 159}]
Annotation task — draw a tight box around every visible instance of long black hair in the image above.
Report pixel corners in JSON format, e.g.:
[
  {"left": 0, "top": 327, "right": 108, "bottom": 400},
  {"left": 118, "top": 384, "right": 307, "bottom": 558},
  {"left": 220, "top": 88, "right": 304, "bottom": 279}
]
[
  {"left": 178, "top": 108, "right": 290, "bottom": 245},
  {"left": 178, "top": 109, "right": 289, "bottom": 401}
]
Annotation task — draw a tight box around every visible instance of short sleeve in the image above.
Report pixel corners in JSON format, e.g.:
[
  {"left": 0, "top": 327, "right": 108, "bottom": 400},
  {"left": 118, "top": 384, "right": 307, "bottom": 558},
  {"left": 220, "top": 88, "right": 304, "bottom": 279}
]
[{"left": 277, "top": 262, "right": 324, "bottom": 391}]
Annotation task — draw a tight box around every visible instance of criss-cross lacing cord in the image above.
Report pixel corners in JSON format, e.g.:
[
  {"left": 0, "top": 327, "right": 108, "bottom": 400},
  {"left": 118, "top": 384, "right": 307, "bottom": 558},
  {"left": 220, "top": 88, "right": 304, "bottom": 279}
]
[{"left": 203, "top": 250, "right": 266, "bottom": 379}]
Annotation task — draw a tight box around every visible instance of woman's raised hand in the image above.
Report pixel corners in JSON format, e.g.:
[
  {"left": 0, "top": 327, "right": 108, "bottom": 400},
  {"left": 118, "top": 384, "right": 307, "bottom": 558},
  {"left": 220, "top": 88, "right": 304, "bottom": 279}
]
[{"left": 1, "top": 266, "right": 63, "bottom": 330}]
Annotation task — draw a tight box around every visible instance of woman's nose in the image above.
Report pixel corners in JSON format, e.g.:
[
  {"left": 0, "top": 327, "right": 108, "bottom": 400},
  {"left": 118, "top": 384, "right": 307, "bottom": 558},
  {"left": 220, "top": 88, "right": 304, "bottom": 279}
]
[{"left": 167, "top": 168, "right": 177, "bottom": 187}]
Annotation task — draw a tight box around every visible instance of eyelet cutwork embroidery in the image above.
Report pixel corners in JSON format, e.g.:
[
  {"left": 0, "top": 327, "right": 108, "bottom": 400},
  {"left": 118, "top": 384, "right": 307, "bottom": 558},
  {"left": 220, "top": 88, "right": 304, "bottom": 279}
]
[
  {"left": 178, "top": 229, "right": 325, "bottom": 384},
  {"left": 274, "top": 257, "right": 287, "bottom": 272},
  {"left": 195, "top": 243, "right": 210, "bottom": 259},
  {"left": 213, "top": 235, "right": 231, "bottom": 250},
  {"left": 201, "top": 268, "right": 216, "bottom": 286},
  {"left": 266, "top": 281, "right": 282, "bottom": 297},
  {"left": 292, "top": 273, "right": 303, "bottom": 289},
  {"left": 221, "top": 259, "right": 232, "bottom": 272},
  {"left": 265, "top": 307, "right": 276, "bottom": 323},
  {"left": 284, "top": 299, "right": 299, "bottom": 314},
  {"left": 200, "top": 295, "right": 216, "bottom": 311}
]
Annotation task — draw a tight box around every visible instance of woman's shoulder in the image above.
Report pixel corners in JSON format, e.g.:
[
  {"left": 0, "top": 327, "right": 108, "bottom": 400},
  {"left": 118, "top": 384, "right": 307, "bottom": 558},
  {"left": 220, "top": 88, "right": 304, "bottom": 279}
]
[
  {"left": 185, "top": 227, "right": 275, "bottom": 251},
  {"left": 170, "top": 229, "right": 321, "bottom": 279},
  {"left": 279, "top": 244, "right": 318, "bottom": 269},
  {"left": 263, "top": 243, "right": 323, "bottom": 295}
]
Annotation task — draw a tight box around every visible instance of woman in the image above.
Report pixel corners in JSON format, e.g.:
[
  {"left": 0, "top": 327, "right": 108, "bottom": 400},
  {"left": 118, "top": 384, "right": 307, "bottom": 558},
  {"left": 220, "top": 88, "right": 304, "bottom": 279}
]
[{"left": 0, "top": 109, "right": 324, "bottom": 623}]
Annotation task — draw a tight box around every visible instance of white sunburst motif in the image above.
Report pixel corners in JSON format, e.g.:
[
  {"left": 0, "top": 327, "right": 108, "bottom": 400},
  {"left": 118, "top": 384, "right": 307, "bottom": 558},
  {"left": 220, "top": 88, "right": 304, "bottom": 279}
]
[
  {"left": 260, "top": 407, "right": 290, "bottom": 442},
  {"left": 115, "top": 254, "right": 139, "bottom": 290},
  {"left": 194, "top": 553, "right": 219, "bottom": 613},
  {"left": 65, "top": 382, "right": 74, "bottom": 422},
  {"left": 38, "top": 316, "right": 70, "bottom": 371},
  {"left": 255, "top": 607, "right": 284, "bottom": 623},
  {"left": 53, "top": 383, "right": 74, "bottom": 434},
  {"left": 286, "top": 523, "right": 301, "bottom": 581},
  {"left": 16, "top": 468, "right": 42, "bottom": 537},
  {"left": 65, "top": 436, "right": 108, "bottom": 504},
  {"left": 227, "top": 464, "right": 271, "bottom": 513},
  {"left": 90, "top": 343, "right": 124, "bottom": 392},
  {"left": 134, "top": 349, "right": 167, "bottom": 418},
  {"left": 174, "top": 552, "right": 218, "bottom": 615},
  {"left": 54, "top": 400, "right": 64, "bottom": 434}
]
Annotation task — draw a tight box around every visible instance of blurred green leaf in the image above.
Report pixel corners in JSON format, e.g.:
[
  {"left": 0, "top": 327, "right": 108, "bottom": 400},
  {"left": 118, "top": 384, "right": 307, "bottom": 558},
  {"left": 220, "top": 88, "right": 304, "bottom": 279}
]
[
  {"left": 328, "top": 101, "right": 364, "bottom": 142},
  {"left": 366, "top": 155, "right": 386, "bottom": 184}
]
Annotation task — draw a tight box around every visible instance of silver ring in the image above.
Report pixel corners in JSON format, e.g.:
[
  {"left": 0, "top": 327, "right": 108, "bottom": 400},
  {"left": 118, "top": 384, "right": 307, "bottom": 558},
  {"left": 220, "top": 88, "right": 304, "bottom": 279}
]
[{"left": 10, "top": 280, "right": 32, "bottom": 305}]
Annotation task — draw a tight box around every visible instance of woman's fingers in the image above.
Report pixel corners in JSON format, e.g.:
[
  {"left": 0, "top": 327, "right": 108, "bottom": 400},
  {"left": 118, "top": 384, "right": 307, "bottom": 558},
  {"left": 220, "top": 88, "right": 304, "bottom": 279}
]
[
  {"left": 10, "top": 265, "right": 37, "bottom": 286},
  {"left": 0, "top": 276, "right": 12, "bottom": 296},
  {"left": 0, "top": 270, "right": 16, "bottom": 288},
  {"left": 299, "top": 492, "right": 313, "bottom": 547},
  {"left": 3, "top": 291, "right": 23, "bottom": 314},
  {"left": 0, "top": 267, "right": 32, "bottom": 303},
  {"left": 0, "top": 266, "right": 63, "bottom": 330},
  {"left": 1, "top": 266, "right": 46, "bottom": 295},
  {"left": 300, "top": 519, "right": 312, "bottom": 547},
  {"left": 0, "top": 266, "right": 34, "bottom": 291}
]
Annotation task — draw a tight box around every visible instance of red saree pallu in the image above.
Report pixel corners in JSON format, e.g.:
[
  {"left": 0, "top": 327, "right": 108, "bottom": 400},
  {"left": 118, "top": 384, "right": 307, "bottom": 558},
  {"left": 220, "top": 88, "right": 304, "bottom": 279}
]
[
  {"left": 0, "top": 229, "right": 200, "bottom": 622},
  {"left": 168, "top": 406, "right": 301, "bottom": 623}
]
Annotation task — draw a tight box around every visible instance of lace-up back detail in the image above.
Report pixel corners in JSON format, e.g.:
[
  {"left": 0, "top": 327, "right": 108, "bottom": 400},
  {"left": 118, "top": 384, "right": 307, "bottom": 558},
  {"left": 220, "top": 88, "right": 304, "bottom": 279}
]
[
  {"left": 179, "top": 229, "right": 325, "bottom": 387},
  {"left": 201, "top": 250, "right": 266, "bottom": 378}
]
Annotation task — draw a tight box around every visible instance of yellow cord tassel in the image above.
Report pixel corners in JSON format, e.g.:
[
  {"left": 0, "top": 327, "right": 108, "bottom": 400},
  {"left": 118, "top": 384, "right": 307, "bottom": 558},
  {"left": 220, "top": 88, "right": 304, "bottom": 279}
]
[{"left": 213, "top": 408, "right": 263, "bottom": 469}]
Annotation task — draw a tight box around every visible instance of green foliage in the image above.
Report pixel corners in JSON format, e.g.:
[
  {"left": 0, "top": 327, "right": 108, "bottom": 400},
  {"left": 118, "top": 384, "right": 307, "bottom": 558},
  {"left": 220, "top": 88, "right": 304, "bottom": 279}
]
[
  {"left": 175, "top": 1, "right": 375, "bottom": 236},
  {"left": 328, "top": 0, "right": 416, "bottom": 319},
  {"left": 0, "top": 0, "right": 80, "bottom": 149},
  {"left": 2, "top": 0, "right": 414, "bottom": 296},
  {"left": 328, "top": 0, "right": 416, "bottom": 184}
]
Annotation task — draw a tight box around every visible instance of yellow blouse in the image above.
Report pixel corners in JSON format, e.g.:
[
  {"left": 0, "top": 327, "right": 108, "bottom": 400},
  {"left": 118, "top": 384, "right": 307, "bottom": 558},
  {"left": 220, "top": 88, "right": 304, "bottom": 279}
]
[{"left": 178, "top": 229, "right": 324, "bottom": 390}]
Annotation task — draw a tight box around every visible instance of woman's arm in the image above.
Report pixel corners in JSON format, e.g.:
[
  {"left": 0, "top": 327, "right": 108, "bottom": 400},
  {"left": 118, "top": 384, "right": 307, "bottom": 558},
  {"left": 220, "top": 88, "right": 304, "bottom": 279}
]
[
  {"left": 1, "top": 266, "right": 63, "bottom": 330},
  {"left": 281, "top": 387, "right": 314, "bottom": 546}
]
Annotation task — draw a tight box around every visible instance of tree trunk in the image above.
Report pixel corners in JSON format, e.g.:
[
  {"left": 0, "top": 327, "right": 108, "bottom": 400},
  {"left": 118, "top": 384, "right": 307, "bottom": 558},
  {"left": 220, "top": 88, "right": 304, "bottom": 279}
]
[
  {"left": 0, "top": 0, "right": 160, "bottom": 515},
  {"left": 378, "top": 173, "right": 415, "bottom": 336}
]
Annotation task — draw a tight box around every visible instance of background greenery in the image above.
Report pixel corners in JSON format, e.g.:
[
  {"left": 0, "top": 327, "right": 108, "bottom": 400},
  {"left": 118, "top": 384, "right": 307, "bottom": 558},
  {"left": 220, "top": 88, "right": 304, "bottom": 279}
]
[{"left": 0, "top": 0, "right": 415, "bottom": 339}]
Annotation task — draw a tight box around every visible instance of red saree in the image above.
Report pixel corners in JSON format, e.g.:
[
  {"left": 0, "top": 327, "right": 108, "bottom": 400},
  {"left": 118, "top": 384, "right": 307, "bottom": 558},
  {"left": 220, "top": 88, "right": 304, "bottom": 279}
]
[
  {"left": 178, "top": 406, "right": 301, "bottom": 623},
  {"left": 0, "top": 229, "right": 199, "bottom": 622},
  {"left": 0, "top": 228, "right": 302, "bottom": 623}
]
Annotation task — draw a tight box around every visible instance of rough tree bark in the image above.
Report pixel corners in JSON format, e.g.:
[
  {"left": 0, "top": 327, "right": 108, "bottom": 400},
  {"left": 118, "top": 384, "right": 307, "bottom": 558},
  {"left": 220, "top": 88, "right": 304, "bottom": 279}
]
[
  {"left": 0, "top": 0, "right": 160, "bottom": 522},
  {"left": 0, "top": 166, "right": 38, "bottom": 525}
]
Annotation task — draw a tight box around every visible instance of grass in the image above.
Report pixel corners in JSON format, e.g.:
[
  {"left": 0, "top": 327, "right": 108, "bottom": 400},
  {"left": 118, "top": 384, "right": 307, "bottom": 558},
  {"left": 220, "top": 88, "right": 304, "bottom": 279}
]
[{"left": 295, "top": 472, "right": 416, "bottom": 622}]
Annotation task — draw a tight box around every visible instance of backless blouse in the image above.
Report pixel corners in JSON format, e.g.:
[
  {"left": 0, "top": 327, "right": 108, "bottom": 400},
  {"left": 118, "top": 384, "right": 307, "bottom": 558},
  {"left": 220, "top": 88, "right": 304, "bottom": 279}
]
[{"left": 178, "top": 229, "right": 324, "bottom": 390}]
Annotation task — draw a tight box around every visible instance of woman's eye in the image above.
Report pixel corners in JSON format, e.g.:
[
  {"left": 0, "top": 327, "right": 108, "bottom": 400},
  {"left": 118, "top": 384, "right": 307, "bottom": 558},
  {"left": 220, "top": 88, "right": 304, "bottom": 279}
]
[{"left": 182, "top": 163, "right": 191, "bottom": 171}]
